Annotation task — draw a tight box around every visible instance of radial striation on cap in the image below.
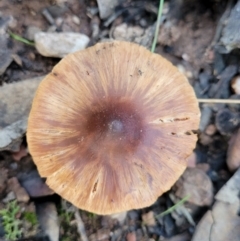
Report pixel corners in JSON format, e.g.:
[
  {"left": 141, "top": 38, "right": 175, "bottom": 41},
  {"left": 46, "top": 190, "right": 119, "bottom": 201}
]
[{"left": 27, "top": 41, "right": 200, "bottom": 215}]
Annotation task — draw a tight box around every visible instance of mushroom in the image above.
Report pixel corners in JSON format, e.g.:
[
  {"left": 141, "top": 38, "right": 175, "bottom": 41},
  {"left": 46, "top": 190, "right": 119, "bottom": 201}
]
[{"left": 27, "top": 41, "right": 200, "bottom": 215}]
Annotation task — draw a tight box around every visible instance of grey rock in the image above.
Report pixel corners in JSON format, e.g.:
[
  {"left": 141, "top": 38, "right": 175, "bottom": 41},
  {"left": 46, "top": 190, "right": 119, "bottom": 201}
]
[
  {"left": 34, "top": 32, "right": 90, "bottom": 58},
  {"left": 220, "top": 0, "right": 240, "bottom": 53},
  {"left": 26, "top": 26, "right": 42, "bottom": 41},
  {"left": 36, "top": 202, "right": 59, "bottom": 241},
  {"left": 97, "top": 0, "right": 119, "bottom": 19},
  {"left": 0, "top": 14, "right": 17, "bottom": 34},
  {"left": 128, "top": 210, "right": 139, "bottom": 220},
  {"left": 0, "top": 76, "right": 44, "bottom": 151},
  {"left": 109, "top": 211, "right": 127, "bottom": 225},
  {"left": 19, "top": 170, "right": 54, "bottom": 198},
  {"left": 192, "top": 168, "right": 240, "bottom": 241},
  {"left": 0, "top": 36, "right": 12, "bottom": 75},
  {"left": 208, "top": 65, "right": 238, "bottom": 98},
  {"left": 0, "top": 15, "right": 14, "bottom": 74},
  {"left": 175, "top": 168, "right": 213, "bottom": 206},
  {"left": 215, "top": 167, "right": 240, "bottom": 203},
  {"left": 46, "top": 5, "right": 68, "bottom": 18},
  {"left": 163, "top": 213, "right": 175, "bottom": 237},
  {"left": 215, "top": 108, "right": 240, "bottom": 135},
  {"left": 0, "top": 76, "right": 43, "bottom": 128},
  {"left": 0, "top": 119, "right": 27, "bottom": 151},
  {"left": 2, "top": 191, "right": 16, "bottom": 203},
  {"left": 199, "top": 104, "right": 212, "bottom": 132},
  {"left": 112, "top": 23, "right": 154, "bottom": 48}
]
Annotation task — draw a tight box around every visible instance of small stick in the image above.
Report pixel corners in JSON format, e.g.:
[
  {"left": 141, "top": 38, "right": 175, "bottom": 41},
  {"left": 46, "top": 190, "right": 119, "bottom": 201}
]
[
  {"left": 198, "top": 98, "right": 240, "bottom": 104},
  {"left": 74, "top": 207, "right": 89, "bottom": 241}
]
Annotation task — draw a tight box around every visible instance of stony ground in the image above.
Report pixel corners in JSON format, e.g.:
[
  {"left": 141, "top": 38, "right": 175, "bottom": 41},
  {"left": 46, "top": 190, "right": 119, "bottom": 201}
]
[{"left": 0, "top": 0, "right": 240, "bottom": 241}]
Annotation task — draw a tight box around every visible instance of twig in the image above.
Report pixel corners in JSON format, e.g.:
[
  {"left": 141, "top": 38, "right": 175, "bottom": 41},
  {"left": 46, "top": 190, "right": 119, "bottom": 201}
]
[
  {"left": 151, "top": 0, "right": 164, "bottom": 53},
  {"left": 198, "top": 98, "right": 240, "bottom": 104},
  {"left": 74, "top": 207, "right": 89, "bottom": 241}
]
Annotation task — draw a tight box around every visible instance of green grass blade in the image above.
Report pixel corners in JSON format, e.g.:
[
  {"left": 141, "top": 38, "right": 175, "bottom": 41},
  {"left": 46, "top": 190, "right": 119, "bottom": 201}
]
[
  {"left": 8, "top": 31, "right": 35, "bottom": 46},
  {"left": 156, "top": 194, "right": 190, "bottom": 218},
  {"left": 151, "top": 0, "right": 164, "bottom": 53}
]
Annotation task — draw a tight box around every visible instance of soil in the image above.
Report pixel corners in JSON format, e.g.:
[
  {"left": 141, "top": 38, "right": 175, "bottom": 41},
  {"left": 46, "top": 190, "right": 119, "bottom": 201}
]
[{"left": 0, "top": 0, "right": 240, "bottom": 241}]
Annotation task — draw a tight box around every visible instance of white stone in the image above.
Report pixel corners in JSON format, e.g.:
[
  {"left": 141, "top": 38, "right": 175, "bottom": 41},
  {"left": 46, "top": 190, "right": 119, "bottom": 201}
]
[
  {"left": 97, "top": 0, "right": 119, "bottom": 19},
  {"left": 34, "top": 32, "right": 90, "bottom": 58}
]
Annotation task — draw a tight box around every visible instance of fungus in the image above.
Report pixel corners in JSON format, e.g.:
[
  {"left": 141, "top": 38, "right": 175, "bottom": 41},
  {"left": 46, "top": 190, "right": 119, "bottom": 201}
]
[{"left": 27, "top": 41, "right": 200, "bottom": 215}]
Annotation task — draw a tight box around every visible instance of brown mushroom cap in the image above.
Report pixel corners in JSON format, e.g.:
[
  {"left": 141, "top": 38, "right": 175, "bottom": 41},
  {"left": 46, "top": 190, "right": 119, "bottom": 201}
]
[{"left": 27, "top": 41, "right": 200, "bottom": 215}]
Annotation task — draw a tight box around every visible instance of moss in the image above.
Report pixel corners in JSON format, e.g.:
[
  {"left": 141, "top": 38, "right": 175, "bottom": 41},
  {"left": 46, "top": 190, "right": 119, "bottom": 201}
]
[
  {"left": 23, "top": 211, "right": 38, "bottom": 226},
  {"left": 0, "top": 200, "right": 22, "bottom": 240}
]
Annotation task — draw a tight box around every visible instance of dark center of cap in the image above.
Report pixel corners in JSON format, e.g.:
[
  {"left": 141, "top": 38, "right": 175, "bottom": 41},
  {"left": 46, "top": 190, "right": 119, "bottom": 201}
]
[
  {"left": 108, "top": 119, "right": 124, "bottom": 133},
  {"left": 84, "top": 98, "right": 145, "bottom": 153}
]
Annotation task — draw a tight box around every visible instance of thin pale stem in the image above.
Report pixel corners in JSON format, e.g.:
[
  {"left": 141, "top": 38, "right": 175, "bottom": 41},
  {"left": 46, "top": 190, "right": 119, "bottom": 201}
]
[
  {"left": 198, "top": 98, "right": 240, "bottom": 104},
  {"left": 151, "top": 0, "right": 164, "bottom": 53}
]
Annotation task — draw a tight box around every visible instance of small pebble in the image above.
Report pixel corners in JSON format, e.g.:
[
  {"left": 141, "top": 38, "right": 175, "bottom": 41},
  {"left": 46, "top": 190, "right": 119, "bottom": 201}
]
[
  {"left": 199, "top": 104, "right": 212, "bottom": 132},
  {"left": 26, "top": 26, "right": 41, "bottom": 41},
  {"left": 109, "top": 211, "right": 127, "bottom": 225},
  {"left": 205, "top": 124, "right": 217, "bottom": 136},
  {"left": 55, "top": 17, "right": 63, "bottom": 27},
  {"left": 163, "top": 214, "right": 175, "bottom": 237},
  {"left": 12, "top": 145, "right": 28, "bottom": 161},
  {"left": 231, "top": 75, "right": 240, "bottom": 95},
  {"left": 126, "top": 232, "right": 136, "bottom": 241},
  {"left": 128, "top": 210, "right": 139, "bottom": 220},
  {"left": 2, "top": 191, "right": 16, "bottom": 203},
  {"left": 72, "top": 15, "right": 81, "bottom": 25},
  {"left": 97, "top": 228, "right": 110, "bottom": 240},
  {"left": 34, "top": 32, "right": 90, "bottom": 58},
  {"left": 175, "top": 168, "right": 213, "bottom": 206},
  {"left": 177, "top": 64, "right": 193, "bottom": 79},
  {"left": 97, "top": 0, "right": 119, "bottom": 19},
  {"left": 142, "top": 211, "right": 156, "bottom": 226},
  {"left": 227, "top": 128, "right": 240, "bottom": 172},
  {"left": 199, "top": 133, "right": 213, "bottom": 146},
  {"left": 10, "top": 162, "right": 18, "bottom": 170},
  {"left": 196, "top": 163, "right": 210, "bottom": 173},
  {"left": 8, "top": 177, "right": 30, "bottom": 203},
  {"left": 215, "top": 109, "right": 240, "bottom": 135}
]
